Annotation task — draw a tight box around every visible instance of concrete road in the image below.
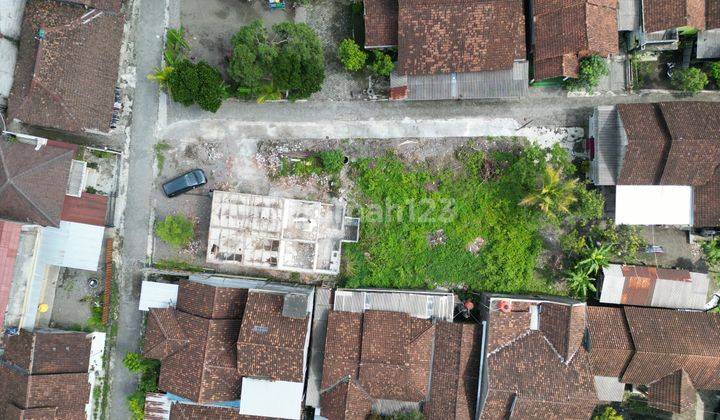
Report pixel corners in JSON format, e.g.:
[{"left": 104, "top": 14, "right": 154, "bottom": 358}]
[{"left": 108, "top": 0, "right": 165, "bottom": 417}]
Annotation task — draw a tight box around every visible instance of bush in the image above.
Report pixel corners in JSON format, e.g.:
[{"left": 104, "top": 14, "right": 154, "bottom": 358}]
[
  {"left": 369, "top": 50, "right": 394, "bottom": 77},
  {"left": 671, "top": 67, "right": 708, "bottom": 93},
  {"left": 702, "top": 238, "right": 720, "bottom": 267},
  {"left": 709, "top": 61, "right": 720, "bottom": 85},
  {"left": 167, "top": 60, "right": 200, "bottom": 106},
  {"left": 566, "top": 55, "right": 609, "bottom": 92},
  {"left": 124, "top": 353, "right": 161, "bottom": 420},
  {"left": 338, "top": 39, "right": 367, "bottom": 72},
  {"left": 167, "top": 60, "right": 226, "bottom": 112},
  {"left": 278, "top": 149, "right": 346, "bottom": 177},
  {"left": 318, "top": 150, "right": 345, "bottom": 174},
  {"left": 593, "top": 406, "right": 622, "bottom": 420},
  {"left": 195, "top": 61, "right": 227, "bottom": 112},
  {"left": 155, "top": 214, "right": 194, "bottom": 247}
]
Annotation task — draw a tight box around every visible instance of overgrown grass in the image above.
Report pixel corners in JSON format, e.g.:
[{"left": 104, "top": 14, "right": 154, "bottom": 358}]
[
  {"left": 154, "top": 259, "right": 205, "bottom": 272},
  {"left": 277, "top": 149, "right": 345, "bottom": 178},
  {"left": 342, "top": 145, "right": 572, "bottom": 294},
  {"left": 154, "top": 141, "right": 171, "bottom": 173}
]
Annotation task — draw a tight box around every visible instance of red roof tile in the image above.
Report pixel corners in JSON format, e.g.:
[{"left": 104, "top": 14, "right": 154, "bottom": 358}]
[
  {"left": 647, "top": 369, "right": 697, "bottom": 413},
  {"left": 533, "top": 0, "right": 619, "bottom": 80},
  {"left": 709, "top": 0, "right": 720, "bottom": 29},
  {"left": 397, "top": 0, "right": 525, "bottom": 76},
  {"left": 363, "top": 0, "right": 398, "bottom": 47},
  {"left": 643, "top": 0, "right": 706, "bottom": 32},
  {"left": 0, "top": 221, "right": 21, "bottom": 328},
  {"left": 61, "top": 193, "right": 108, "bottom": 226}
]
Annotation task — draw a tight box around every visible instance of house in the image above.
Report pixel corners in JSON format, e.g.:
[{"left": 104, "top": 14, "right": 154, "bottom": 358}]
[
  {"left": 532, "top": 0, "right": 619, "bottom": 81},
  {"left": 206, "top": 191, "right": 359, "bottom": 275},
  {"left": 316, "top": 288, "right": 482, "bottom": 419},
  {"left": 476, "top": 295, "right": 598, "bottom": 419},
  {"left": 587, "top": 102, "right": 720, "bottom": 227},
  {"left": 7, "top": 0, "right": 124, "bottom": 134},
  {"left": 619, "top": 0, "right": 708, "bottom": 50},
  {"left": 142, "top": 276, "right": 314, "bottom": 420},
  {"left": 0, "top": 329, "right": 106, "bottom": 419},
  {"left": 599, "top": 264, "right": 712, "bottom": 310},
  {"left": 0, "top": 138, "right": 109, "bottom": 329},
  {"left": 363, "top": 0, "right": 528, "bottom": 100},
  {"left": 587, "top": 306, "right": 720, "bottom": 413}
]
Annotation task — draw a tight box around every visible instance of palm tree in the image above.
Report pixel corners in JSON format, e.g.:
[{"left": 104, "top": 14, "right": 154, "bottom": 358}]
[
  {"left": 577, "top": 244, "right": 612, "bottom": 275},
  {"left": 164, "top": 26, "right": 190, "bottom": 67},
  {"left": 520, "top": 164, "right": 578, "bottom": 220},
  {"left": 566, "top": 268, "right": 596, "bottom": 299}
]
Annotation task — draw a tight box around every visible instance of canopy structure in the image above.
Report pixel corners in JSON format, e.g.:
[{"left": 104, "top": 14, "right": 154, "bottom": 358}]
[{"left": 615, "top": 185, "right": 693, "bottom": 225}]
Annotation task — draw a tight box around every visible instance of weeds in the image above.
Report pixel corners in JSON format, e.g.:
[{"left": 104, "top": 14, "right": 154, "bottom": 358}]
[{"left": 154, "top": 141, "right": 171, "bottom": 173}]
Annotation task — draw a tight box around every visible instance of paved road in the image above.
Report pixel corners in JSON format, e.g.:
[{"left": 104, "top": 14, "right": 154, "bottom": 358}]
[{"left": 108, "top": 0, "right": 165, "bottom": 417}]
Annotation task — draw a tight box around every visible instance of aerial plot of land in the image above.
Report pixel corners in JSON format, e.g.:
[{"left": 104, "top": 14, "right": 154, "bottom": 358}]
[{"left": 1, "top": 0, "right": 720, "bottom": 419}]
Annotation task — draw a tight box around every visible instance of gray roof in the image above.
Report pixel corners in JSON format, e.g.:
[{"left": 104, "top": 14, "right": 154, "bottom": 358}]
[
  {"left": 617, "top": 0, "right": 641, "bottom": 31},
  {"left": 697, "top": 29, "right": 720, "bottom": 59},
  {"left": 589, "top": 106, "right": 622, "bottom": 186}
]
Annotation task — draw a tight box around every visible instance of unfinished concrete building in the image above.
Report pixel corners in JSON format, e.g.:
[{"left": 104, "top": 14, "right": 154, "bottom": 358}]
[{"left": 206, "top": 191, "right": 360, "bottom": 275}]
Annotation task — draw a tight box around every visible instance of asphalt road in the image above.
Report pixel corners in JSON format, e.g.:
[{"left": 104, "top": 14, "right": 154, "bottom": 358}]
[{"left": 108, "top": 0, "right": 165, "bottom": 417}]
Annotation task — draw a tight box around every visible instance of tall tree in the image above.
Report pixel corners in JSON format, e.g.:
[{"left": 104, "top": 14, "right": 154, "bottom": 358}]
[
  {"left": 520, "top": 164, "right": 578, "bottom": 220},
  {"left": 228, "top": 20, "right": 277, "bottom": 92},
  {"left": 271, "top": 22, "right": 325, "bottom": 99}
]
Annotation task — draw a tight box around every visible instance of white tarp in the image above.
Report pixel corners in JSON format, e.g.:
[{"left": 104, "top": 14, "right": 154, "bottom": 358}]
[
  {"left": 139, "top": 281, "right": 179, "bottom": 311},
  {"left": 615, "top": 185, "right": 693, "bottom": 226},
  {"left": 40, "top": 221, "right": 104, "bottom": 270},
  {"left": 239, "top": 378, "right": 304, "bottom": 419}
]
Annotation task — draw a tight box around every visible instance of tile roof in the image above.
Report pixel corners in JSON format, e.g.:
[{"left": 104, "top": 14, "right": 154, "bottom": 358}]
[
  {"left": 533, "top": 0, "right": 619, "bottom": 80},
  {"left": 480, "top": 298, "right": 597, "bottom": 419},
  {"left": 615, "top": 102, "right": 720, "bottom": 227},
  {"left": 396, "top": 0, "right": 525, "bottom": 76},
  {"left": 8, "top": 0, "right": 124, "bottom": 134},
  {"left": 647, "top": 369, "right": 697, "bottom": 413},
  {"left": 587, "top": 306, "right": 720, "bottom": 411},
  {"left": 169, "top": 402, "right": 259, "bottom": 419},
  {"left": 177, "top": 280, "right": 248, "bottom": 320},
  {"left": 642, "top": 0, "right": 706, "bottom": 32},
  {"left": 61, "top": 192, "right": 108, "bottom": 226},
  {"left": 363, "top": 0, "right": 398, "bottom": 47},
  {"left": 236, "top": 291, "right": 309, "bottom": 383},
  {"left": 0, "top": 140, "right": 76, "bottom": 227},
  {"left": 0, "top": 330, "right": 93, "bottom": 420},
  {"left": 0, "top": 221, "right": 22, "bottom": 328},
  {"left": 709, "top": 0, "right": 720, "bottom": 29},
  {"left": 320, "top": 310, "right": 480, "bottom": 420}
]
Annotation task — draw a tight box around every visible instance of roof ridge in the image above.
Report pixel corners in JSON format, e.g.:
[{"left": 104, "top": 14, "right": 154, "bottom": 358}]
[{"left": 487, "top": 329, "right": 533, "bottom": 357}]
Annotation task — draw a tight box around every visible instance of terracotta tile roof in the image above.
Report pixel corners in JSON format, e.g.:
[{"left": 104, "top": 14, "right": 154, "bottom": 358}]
[
  {"left": 709, "top": 0, "right": 720, "bottom": 29},
  {"left": 396, "top": 0, "right": 525, "bottom": 76},
  {"left": 363, "top": 0, "right": 398, "bottom": 47},
  {"left": 65, "top": 0, "right": 123, "bottom": 13},
  {"left": 616, "top": 103, "right": 672, "bottom": 185},
  {"left": 0, "top": 330, "right": 93, "bottom": 420},
  {"left": 647, "top": 369, "right": 697, "bottom": 413},
  {"left": 176, "top": 280, "right": 248, "bottom": 320},
  {"left": 533, "top": 0, "right": 619, "bottom": 80},
  {"left": 169, "top": 402, "right": 261, "bottom": 419},
  {"left": 236, "top": 291, "right": 309, "bottom": 383},
  {"left": 479, "top": 299, "right": 597, "bottom": 420},
  {"left": 61, "top": 192, "right": 108, "bottom": 226},
  {"left": 694, "top": 165, "right": 720, "bottom": 227},
  {"left": 0, "top": 221, "right": 21, "bottom": 328},
  {"left": 143, "top": 308, "right": 189, "bottom": 360},
  {"left": 643, "top": 0, "right": 706, "bottom": 32},
  {"left": 0, "top": 140, "right": 76, "bottom": 227},
  {"left": 319, "top": 379, "right": 373, "bottom": 420},
  {"left": 8, "top": 0, "right": 124, "bottom": 134},
  {"left": 586, "top": 306, "right": 635, "bottom": 377}
]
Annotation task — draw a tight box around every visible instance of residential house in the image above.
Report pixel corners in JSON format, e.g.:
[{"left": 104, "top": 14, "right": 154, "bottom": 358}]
[
  {"left": 587, "top": 102, "right": 720, "bottom": 227},
  {"left": 476, "top": 295, "right": 598, "bottom": 419},
  {"left": 0, "top": 139, "right": 109, "bottom": 330},
  {"left": 587, "top": 306, "right": 720, "bottom": 413},
  {"left": 141, "top": 276, "right": 314, "bottom": 420},
  {"left": 599, "top": 264, "right": 712, "bottom": 310},
  {"left": 619, "top": 0, "right": 708, "bottom": 50},
  {"left": 8, "top": 0, "right": 124, "bottom": 134},
  {"left": 532, "top": 0, "right": 619, "bottom": 81},
  {"left": 363, "top": 0, "right": 528, "bottom": 100},
  {"left": 0, "top": 329, "right": 106, "bottom": 419},
  {"left": 206, "top": 191, "right": 359, "bottom": 275},
  {"left": 316, "top": 288, "right": 482, "bottom": 419}
]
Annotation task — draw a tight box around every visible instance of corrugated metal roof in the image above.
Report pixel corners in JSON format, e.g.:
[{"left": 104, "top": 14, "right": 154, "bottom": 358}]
[
  {"left": 306, "top": 287, "right": 332, "bottom": 408},
  {"left": 593, "top": 376, "right": 625, "bottom": 402},
  {"left": 61, "top": 192, "right": 108, "bottom": 227},
  {"left": 0, "top": 220, "right": 21, "bottom": 328},
  {"left": 40, "top": 221, "right": 104, "bottom": 271},
  {"left": 589, "top": 106, "right": 622, "bottom": 186},
  {"left": 144, "top": 393, "right": 171, "bottom": 420},
  {"left": 697, "top": 29, "right": 720, "bottom": 59},
  {"left": 333, "top": 289, "right": 455, "bottom": 321}
]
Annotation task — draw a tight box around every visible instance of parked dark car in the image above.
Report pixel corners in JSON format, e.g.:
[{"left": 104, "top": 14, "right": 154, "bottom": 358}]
[{"left": 162, "top": 169, "right": 207, "bottom": 197}]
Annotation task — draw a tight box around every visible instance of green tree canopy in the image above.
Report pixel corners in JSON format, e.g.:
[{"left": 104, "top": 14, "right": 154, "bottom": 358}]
[
  {"left": 369, "top": 50, "right": 394, "bottom": 77},
  {"left": 566, "top": 55, "right": 609, "bottom": 92},
  {"left": 167, "top": 59, "right": 199, "bottom": 106},
  {"left": 228, "top": 20, "right": 277, "bottom": 91},
  {"left": 167, "top": 60, "right": 226, "bottom": 112},
  {"left": 519, "top": 165, "right": 578, "bottom": 220},
  {"left": 671, "top": 67, "right": 708, "bottom": 93},
  {"left": 272, "top": 22, "right": 325, "bottom": 99},
  {"left": 338, "top": 39, "right": 367, "bottom": 72}
]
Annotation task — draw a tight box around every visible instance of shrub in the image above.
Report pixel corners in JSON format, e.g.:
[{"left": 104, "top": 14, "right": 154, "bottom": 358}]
[
  {"left": 272, "top": 22, "right": 325, "bottom": 99},
  {"left": 566, "top": 266, "right": 596, "bottom": 299},
  {"left": 702, "top": 238, "right": 720, "bottom": 267},
  {"left": 229, "top": 20, "right": 276, "bottom": 91},
  {"left": 124, "top": 353, "right": 161, "bottom": 420},
  {"left": 593, "top": 406, "right": 622, "bottom": 420},
  {"left": 164, "top": 26, "right": 190, "bottom": 66},
  {"left": 195, "top": 61, "right": 227, "bottom": 112},
  {"left": 671, "top": 67, "right": 708, "bottom": 93},
  {"left": 155, "top": 214, "right": 194, "bottom": 247},
  {"left": 566, "top": 55, "right": 609, "bottom": 92},
  {"left": 318, "top": 150, "right": 345, "bottom": 174},
  {"left": 709, "top": 61, "right": 720, "bottom": 85},
  {"left": 338, "top": 39, "right": 367, "bottom": 72},
  {"left": 368, "top": 50, "right": 394, "bottom": 77},
  {"left": 167, "top": 60, "right": 199, "bottom": 106}
]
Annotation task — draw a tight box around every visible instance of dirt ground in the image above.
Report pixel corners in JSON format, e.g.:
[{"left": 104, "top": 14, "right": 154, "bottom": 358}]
[{"left": 49, "top": 268, "right": 104, "bottom": 330}]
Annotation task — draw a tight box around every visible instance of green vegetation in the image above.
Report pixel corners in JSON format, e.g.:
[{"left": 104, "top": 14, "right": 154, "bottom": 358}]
[
  {"left": 369, "top": 410, "right": 425, "bottom": 420},
  {"left": 630, "top": 55, "right": 656, "bottom": 90},
  {"left": 520, "top": 165, "right": 578, "bottom": 221},
  {"left": 155, "top": 214, "right": 195, "bottom": 248},
  {"left": 566, "top": 55, "right": 609, "bottom": 92},
  {"left": 229, "top": 20, "right": 325, "bottom": 100},
  {"left": 709, "top": 61, "right": 720, "bottom": 86},
  {"left": 154, "top": 259, "right": 205, "bottom": 272},
  {"left": 593, "top": 406, "right": 622, "bottom": 420},
  {"left": 167, "top": 60, "right": 227, "bottom": 112},
  {"left": 91, "top": 149, "right": 114, "bottom": 159},
  {"left": 124, "top": 353, "right": 161, "bottom": 420},
  {"left": 670, "top": 67, "right": 708, "bottom": 93},
  {"left": 164, "top": 27, "right": 190, "bottom": 67},
  {"left": 566, "top": 268, "right": 596, "bottom": 299},
  {"left": 368, "top": 50, "right": 395, "bottom": 77},
  {"left": 277, "top": 149, "right": 346, "bottom": 177},
  {"left": 343, "top": 144, "right": 579, "bottom": 293},
  {"left": 702, "top": 237, "right": 720, "bottom": 268},
  {"left": 338, "top": 39, "right": 367, "bottom": 72},
  {"left": 85, "top": 186, "right": 98, "bottom": 194},
  {"left": 154, "top": 141, "right": 171, "bottom": 173}
]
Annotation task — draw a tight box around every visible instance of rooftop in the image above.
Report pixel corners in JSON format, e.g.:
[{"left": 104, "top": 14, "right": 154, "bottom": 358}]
[
  {"left": 206, "top": 191, "right": 358, "bottom": 275},
  {"left": 642, "top": 0, "right": 705, "bottom": 33},
  {"left": 8, "top": 0, "right": 124, "bottom": 133}
]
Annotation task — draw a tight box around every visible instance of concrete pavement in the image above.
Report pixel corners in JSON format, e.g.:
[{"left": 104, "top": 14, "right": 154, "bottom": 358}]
[{"left": 108, "top": 0, "right": 166, "bottom": 417}]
